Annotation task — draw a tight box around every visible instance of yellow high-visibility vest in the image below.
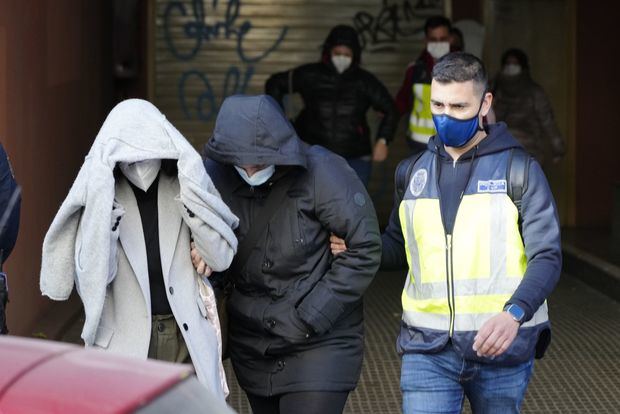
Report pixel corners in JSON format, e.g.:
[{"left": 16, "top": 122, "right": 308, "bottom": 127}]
[
  {"left": 398, "top": 152, "right": 549, "bottom": 336},
  {"left": 408, "top": 83, "right": 436, "bottom": 144}
]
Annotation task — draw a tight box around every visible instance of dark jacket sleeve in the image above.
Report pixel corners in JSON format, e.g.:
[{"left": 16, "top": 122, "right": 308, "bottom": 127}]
[
  {"left": 296, "top": 153, "right": 382, "bottom": 335},
  {"left": 381, "top": 187, "right": 408, "bottom": 270},
  {"left": 0, "top": 144, "right": 20, "bottom": 263},
  {"left": 365, "top": 72, "right": 399, "bottom": 144},
  {"left": 265, "top": 66, "right": 303, "bottom": 110},
  {"left": 507, "top": 160, "right": 562, "bottom": 321},
  {"left": 395, "top": 65, "right": 415, "bottom": 116},
  {"left": 533, "top": 85, "right": 565, "bottom": 157}
]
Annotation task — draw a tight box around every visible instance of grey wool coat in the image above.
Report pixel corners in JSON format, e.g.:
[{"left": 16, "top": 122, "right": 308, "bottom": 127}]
[{"left": 40, "top": 99, "right": 238, "bottom": 400}]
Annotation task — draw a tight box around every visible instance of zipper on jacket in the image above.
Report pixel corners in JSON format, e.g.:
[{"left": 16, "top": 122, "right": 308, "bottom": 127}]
[
  {"left": 436, "top": 154, "right": 456, "bottom": 337},
  {"left": 446, "top": 234, "right": 456, "bottom": 336},
  {"left": 436, "top": 147, "right": 479, "bottom": 338}
]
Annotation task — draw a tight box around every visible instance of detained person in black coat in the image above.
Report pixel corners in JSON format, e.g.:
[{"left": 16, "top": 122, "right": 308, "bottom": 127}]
[
  {"left": 194, "top": 94, "right": 382, "bottom": 414},
  {"left": 265, "top": 25, "right": 398, "bottom": 187}
]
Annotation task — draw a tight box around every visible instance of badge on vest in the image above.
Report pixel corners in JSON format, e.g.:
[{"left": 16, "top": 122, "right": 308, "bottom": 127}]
[
  {"left": 477, "top": 179, "right": 507, "bottom": 193},
  {"left": 410, "top": 169, "right": 428, "bottom": 197}
]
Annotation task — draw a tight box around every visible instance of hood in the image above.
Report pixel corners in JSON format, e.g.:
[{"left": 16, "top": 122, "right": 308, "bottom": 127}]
[
  {"left": 428, "top": 122, "right": 523, "bottom": 160},
  {"left": 87, "top": 99, "right": 205, "bottom": 168},
  {"left": 321, "top": 25, "right": 362, "bottom": 66},
  {"left": 205, "top": 95, "right": 307, "bottom": 168}
]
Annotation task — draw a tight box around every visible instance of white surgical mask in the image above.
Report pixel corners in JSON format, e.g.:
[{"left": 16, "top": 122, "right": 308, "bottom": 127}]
[
  {"left": 331, "top": 55, "right": 352, "bottom": 74},
  {"left": 234, "top": 165, "right": 275, "bottom": 187},
  {"left": 120, "top": 159, "right": 161, "bottom": 192},
  {"left": 503, "top": 63, "right": 522, "bottom": 76},
  {"left": 427, "top": 41, "right": 450, "bottom": 59}
]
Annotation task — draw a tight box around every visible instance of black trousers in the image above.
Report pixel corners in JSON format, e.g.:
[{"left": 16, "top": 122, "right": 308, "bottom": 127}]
[{"left": 246, "top": 391, "right": 350, "bottom": 414}]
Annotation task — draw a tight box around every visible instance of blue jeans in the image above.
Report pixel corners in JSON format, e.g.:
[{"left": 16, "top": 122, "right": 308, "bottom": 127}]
[
  {"left": 346, "top": 157, "right": 372, "bottom": 188},
  {"left": 401, "top": 344, "right": 534, "bottom": 414}
]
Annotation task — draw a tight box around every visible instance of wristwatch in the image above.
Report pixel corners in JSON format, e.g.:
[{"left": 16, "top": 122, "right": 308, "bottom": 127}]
[{"left": 504, "top": 304, "right": 525, "bottom": 324}]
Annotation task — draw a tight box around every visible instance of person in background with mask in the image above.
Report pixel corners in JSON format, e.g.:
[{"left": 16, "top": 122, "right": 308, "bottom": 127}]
[
  {"left": 265, "top": 24, "right": 398, "bottom": 187},
  {"left": 332, "top": 53, "right": 562, "bottom": 413},
  {"left": 395, "top": 15, "right": 452, "bottom": 154},
  {"left": 194, "top": 94, "right": 381, "bottom": 414},
  {"left": 490, "top": 48, "right": 565, "bottom": 167},
  {"left": 40, "top": 99, "right": 238, "bottom": 401}
]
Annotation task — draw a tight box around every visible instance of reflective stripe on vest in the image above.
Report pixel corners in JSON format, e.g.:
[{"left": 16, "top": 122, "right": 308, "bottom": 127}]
[
  {"left": 399, "top": 156, "right": 549, "bottom": 334},
  {"left": 408, "top": 83, "right": 436, "bottom": 144}
]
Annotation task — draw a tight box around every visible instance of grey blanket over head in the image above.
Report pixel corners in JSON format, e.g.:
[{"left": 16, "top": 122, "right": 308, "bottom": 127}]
[{"left": 40, "top": 99, "right": 238, "bottom": 345}]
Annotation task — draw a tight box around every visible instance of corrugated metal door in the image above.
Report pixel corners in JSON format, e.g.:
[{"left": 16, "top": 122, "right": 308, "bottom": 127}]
[
  {"left": 153, "top": 0, "right": 446, "bottom": 146},
  {"left": 152, "top": 0, "right": 447, "bottom": 223}
]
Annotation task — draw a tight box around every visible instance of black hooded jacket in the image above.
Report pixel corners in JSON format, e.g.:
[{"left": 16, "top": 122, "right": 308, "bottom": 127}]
[
  {"left": 265, "top": 25, "right": 398, "bottom": 159},
  {"left": 204, "top": 95, "right": 381, "bottom": 396}
]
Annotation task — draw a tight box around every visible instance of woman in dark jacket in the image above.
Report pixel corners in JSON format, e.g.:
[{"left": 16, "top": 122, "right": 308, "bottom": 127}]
[
  {"left": 199, "top": 94, "right": 382, "bottom": 414},
  {"left": 265, "top": 25, "right": 398, "bottom": 187},
  {"left": 490, "top": 48, "right": 565, "bottom": 167}
]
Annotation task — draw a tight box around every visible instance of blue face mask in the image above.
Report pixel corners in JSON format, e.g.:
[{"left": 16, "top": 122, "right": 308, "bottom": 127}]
[{"left": 432, "top": 100, "right": 484, "bottom": 148}]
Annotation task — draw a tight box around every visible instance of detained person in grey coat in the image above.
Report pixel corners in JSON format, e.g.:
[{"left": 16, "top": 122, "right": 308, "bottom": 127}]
[
  {"left": 40, "top": 99, "right": 238, "bottom": 400},
  {"left": 192, "top": 94, "right": 382, "bottom": 414}
]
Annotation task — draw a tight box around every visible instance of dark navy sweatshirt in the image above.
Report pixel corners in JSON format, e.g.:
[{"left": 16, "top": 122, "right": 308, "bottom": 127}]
[{"left": 382, "top": 123, "right": 562, "bottom": 322}]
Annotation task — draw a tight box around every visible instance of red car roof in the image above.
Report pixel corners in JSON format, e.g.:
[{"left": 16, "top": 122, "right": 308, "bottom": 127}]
[{"left": 0, "top": 336, "right": 194, "bottom": 413}]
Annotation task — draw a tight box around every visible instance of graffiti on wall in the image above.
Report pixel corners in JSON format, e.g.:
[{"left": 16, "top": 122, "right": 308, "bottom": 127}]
[
  {"left": 163, "top": 0, "right": 288, "bottom": 121},
  {"left": 353, "top": 0, "right": 443, "bottom": 52}
]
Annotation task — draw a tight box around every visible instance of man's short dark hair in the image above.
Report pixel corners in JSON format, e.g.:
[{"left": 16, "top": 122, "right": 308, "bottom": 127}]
[
  {"left": 424, "top": 15, "right": 451, "bottom": 36},
  {"left": 432, "top": 52, "right": 488, "bottom": 94}
]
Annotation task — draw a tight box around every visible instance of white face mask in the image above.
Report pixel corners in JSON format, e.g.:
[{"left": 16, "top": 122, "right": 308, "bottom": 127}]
[
  {"left": 503, "top": 63, "right": 522, "bottom": 76},
  {"left": 234, "top": 165, "right": 275, "bottom": 187},
  {"left": 120, "top": 159, "right": 161, "bottom": 192},
  {"left": 427, "top": 41, "right": 450, "bottom": 59},
  {"left": 331, "top": 55, "right": 352, "bottom": 74}
]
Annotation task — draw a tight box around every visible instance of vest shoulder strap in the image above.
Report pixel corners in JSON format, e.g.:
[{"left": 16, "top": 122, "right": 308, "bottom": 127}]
[
  {"left": 506, "top": 148, "right": 531, "bottom": 232},
  {"left": 396, "top": 151, "right": 424, "bottom": 202}
]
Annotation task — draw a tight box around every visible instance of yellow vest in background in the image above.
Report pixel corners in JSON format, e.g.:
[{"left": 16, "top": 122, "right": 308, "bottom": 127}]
[{"left": 408, "top": 83, "right": 436, "bottom": 144}]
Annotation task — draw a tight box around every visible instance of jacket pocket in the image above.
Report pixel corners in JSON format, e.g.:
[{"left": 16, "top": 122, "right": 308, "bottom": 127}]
[
  {"left": 263, "top": 300, "right": 312, "bottom": 344},
  {"left": 285, "top": 195, "right": 308, "bottom": 255},
  {"left": 93, "top": 325, "right": 114, "bottom": 349},
  {"left": 294, "top": 210, "right": 308, "bottom": 254},
  {"left": 292, "top": 196, "right": 309, "bottom": 253}
]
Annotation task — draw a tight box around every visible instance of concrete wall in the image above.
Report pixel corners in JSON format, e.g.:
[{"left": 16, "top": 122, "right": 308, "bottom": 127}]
[{"left": 0, "top": 0, "right": 113, "bottom": 336}]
